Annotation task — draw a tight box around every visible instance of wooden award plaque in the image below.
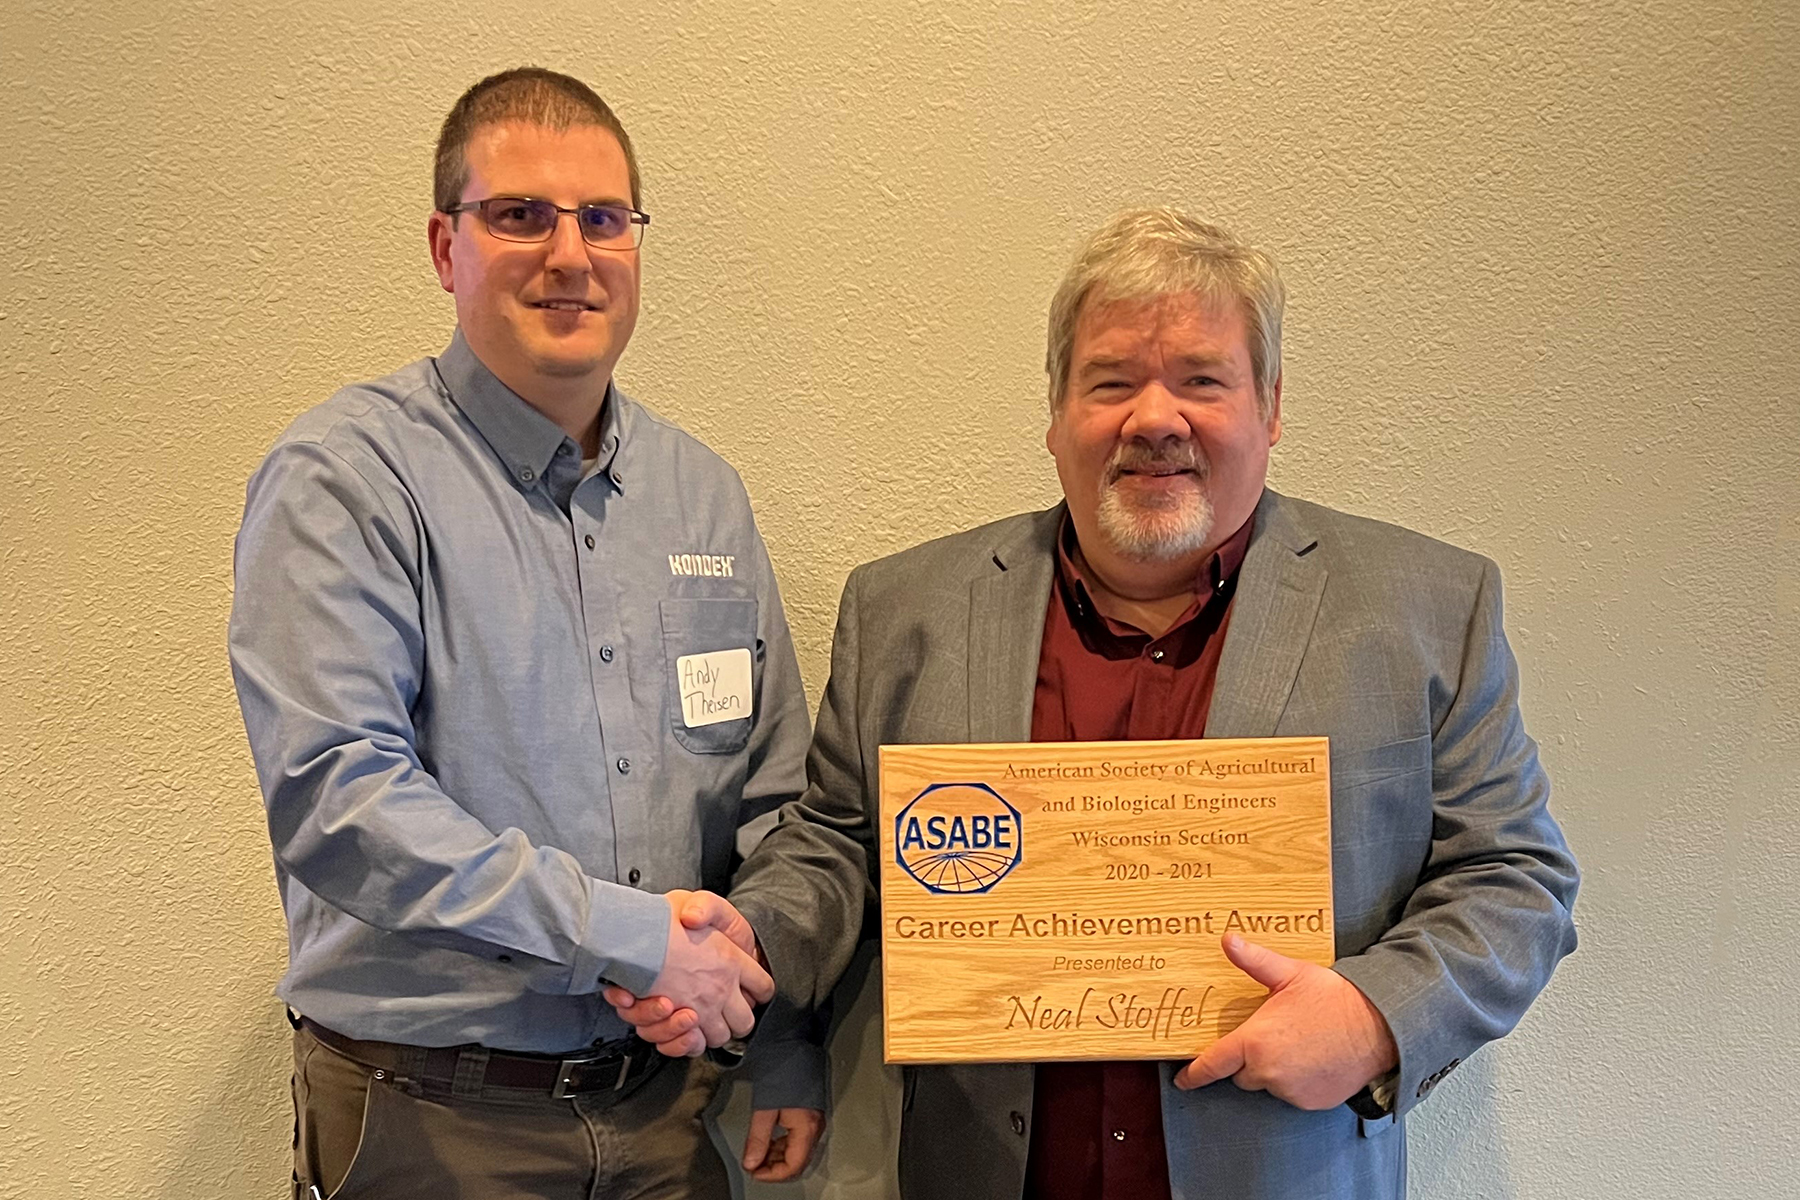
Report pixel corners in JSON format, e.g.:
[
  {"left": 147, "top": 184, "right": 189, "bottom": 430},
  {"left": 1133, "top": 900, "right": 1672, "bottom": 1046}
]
[{"left": 877, "top": 738, "right": 1333, "bottom": 1063}]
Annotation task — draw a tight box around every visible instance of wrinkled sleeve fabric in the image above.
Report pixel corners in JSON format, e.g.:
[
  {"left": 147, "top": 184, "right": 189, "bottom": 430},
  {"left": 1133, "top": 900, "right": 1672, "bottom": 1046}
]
[
  {"left": 731, "top": 566, "right": 878, "bottom": 1042},
  {"left": 1332, "top": 559, "right": 1579, "bottom": 1118},
  {"left": 731, "top": 513, "right": 830, "bottom": 1110},
  {"left": 229, "top": 438, "right": 670, "bottom": 998},
  {"left": 737, "top": 517, "right": 813, "bottom": 829}
]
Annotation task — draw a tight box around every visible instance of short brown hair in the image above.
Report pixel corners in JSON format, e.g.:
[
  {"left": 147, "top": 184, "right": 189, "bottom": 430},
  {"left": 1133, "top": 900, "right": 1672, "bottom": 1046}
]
[
  {"left": 433, "top": 67, "right": 641, "bottom": 213},
  {"left": 1046, "top": 208, "right": 1284, "bottom": 419}
]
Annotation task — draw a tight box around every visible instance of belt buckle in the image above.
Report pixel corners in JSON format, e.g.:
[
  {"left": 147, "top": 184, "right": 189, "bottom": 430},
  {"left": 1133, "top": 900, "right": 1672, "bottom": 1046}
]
[{"left": 551, "top": 1047, "right": 634, "bottom": 1099}]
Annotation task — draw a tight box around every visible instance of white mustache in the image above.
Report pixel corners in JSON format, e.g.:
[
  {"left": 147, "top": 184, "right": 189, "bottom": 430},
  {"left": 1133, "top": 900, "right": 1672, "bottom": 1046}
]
[{"left": 1104, "top": 445, "right": 1209, "bottom": 485}]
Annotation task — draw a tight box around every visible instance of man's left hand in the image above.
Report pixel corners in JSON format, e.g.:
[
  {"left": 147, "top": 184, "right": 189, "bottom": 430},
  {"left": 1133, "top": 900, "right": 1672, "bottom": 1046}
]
[
  {"left": 743, "top": 1107, "right": 824, "bottom": 1182},
  {"left": 1174, "top": 933, "right": 1398, "bottom": 1110}
]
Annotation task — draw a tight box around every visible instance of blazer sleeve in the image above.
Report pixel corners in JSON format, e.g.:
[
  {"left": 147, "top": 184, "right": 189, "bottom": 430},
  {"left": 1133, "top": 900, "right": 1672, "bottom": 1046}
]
[
  {"left": 730, "top": 566, "right": 881, "bottom": 1030},
  {"left": 1333, "top": 558, "right": 1579, "bottom": 1118}
]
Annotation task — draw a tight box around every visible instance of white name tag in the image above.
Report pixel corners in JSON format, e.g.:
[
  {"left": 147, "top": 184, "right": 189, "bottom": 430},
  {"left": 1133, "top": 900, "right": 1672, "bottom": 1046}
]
[{"left": 676, "top": 648, "right": 753, "bottom": 728}]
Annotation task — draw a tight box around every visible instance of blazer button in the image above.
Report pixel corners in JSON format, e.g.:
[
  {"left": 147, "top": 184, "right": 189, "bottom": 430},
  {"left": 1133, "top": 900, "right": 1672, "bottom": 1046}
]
[{"left": 1009, "top": 1111, "right": 1025, "bottom": 1136}]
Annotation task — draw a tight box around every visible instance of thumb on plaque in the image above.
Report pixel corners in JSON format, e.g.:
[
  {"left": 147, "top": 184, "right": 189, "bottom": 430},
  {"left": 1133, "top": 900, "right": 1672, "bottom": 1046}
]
[{"left": 1222, "top": 933, "right": 1305, "bottom": 992}]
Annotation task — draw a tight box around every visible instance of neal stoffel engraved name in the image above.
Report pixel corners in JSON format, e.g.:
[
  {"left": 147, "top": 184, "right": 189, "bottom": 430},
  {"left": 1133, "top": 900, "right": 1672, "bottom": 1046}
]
[{"left": 1005, "top": 985, "right": 1218, "bottom": 1038}]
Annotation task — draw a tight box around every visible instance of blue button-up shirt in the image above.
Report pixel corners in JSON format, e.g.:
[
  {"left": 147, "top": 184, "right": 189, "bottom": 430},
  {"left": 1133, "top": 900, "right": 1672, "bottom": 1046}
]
[{"left": 229, "top": 332, "right": 810, "bottom": 1057}]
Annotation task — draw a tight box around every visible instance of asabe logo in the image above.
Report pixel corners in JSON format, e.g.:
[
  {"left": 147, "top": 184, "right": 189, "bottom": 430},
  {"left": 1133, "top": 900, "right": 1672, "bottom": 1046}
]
[{"left": 895, "top": 783, "right": 1023, "bottom": 894}]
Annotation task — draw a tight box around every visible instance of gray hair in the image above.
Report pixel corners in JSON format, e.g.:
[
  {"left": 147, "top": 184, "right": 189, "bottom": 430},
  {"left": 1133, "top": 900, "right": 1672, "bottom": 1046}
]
[{"left": 1045, "top": 208, "right": 1285, "bottom": 418}]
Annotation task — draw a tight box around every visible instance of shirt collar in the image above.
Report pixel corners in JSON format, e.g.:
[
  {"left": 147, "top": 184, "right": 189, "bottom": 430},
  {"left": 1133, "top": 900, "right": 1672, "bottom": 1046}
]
[
  {"left": 1055, "top": 511, "right": 1255, "bottom": 635},
  {"left": 432, "top": 330, "right": 623, "bottom": 492}
]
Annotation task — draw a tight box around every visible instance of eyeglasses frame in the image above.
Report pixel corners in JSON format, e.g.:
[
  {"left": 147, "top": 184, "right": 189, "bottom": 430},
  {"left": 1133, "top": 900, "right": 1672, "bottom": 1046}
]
[{"left": 441, "top": 196, "right": 651, "bottom": 250}]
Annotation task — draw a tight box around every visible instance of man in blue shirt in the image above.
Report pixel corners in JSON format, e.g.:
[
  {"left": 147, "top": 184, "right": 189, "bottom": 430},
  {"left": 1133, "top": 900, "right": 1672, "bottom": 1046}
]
[{"left": 230, "top": 67, "right": 819, "bottom": 1198}]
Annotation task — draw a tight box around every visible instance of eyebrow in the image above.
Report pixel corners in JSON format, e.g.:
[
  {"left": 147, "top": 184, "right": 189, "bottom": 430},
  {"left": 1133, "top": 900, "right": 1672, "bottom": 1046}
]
[
  {"left": 490, "top": 193, "right": 634, "bottom": 208},
  {"left": 1076, "top": 355, "right": 1134, "bottom": 375},
  {"left": 1169, "top": 353, "right": 1234, "bottom": 369},
  {"left": 1075, "top": 352, "right": 1235, "bottom": 375}
]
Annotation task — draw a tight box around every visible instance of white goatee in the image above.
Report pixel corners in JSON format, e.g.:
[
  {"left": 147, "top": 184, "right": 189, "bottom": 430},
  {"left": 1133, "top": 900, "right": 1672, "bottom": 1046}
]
[{"left": 1094, "top": 442, "right": 1214, "bottom": 562}]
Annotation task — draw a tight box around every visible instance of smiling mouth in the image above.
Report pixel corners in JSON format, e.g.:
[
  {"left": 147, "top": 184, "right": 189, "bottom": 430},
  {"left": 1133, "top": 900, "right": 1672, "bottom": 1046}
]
[
  {"left": 532, "top": 300, "right": 600, "bottom": 312},
  {"left": 1116, "top": 466, "right": 1197, "bottom": 481}
]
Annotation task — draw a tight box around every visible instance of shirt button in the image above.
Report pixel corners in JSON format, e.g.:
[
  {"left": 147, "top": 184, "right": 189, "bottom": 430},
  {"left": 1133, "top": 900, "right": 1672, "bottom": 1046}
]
[
  {"left": 517, "top": 467, "right": 535, "bottom": 483},
  {"left": 610, "top": 472, "right": 622, "bottom": 487},
  {"left": 616, "top": 757, "right": 631, "bottom": 775},
  {"left": 1150, "top": 648, "right": 1166, "bottom": 662},
  {"left": 585, "top": 534, "right": 596, "bottom": 550},
  {"left": 1009, "top": 1111, "right": 1025, "bottom": 1136},
  {"left": 627, "top": 868, "right": 641, "bottom": 885},
  {"left": 1113, "top": 1129, "right": 1127, "bottom": 1142},
  {"left": 599, "top": 645, "right": 614, "bottom": 663}
]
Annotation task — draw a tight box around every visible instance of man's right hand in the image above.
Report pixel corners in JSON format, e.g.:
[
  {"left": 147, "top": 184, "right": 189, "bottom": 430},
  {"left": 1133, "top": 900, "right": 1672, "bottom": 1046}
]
[{"left": 616, "top": 890, "right": 772, "bottom": 1053}]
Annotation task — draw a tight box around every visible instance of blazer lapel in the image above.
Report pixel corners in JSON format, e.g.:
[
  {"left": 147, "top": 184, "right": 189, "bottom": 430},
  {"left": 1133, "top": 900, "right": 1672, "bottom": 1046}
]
[
  {"left": 967, "top": 507, "right": 1062, "bottom": 743},
  {"left": 1208, "top": 490, "right": 1328, "bottom": 739}
]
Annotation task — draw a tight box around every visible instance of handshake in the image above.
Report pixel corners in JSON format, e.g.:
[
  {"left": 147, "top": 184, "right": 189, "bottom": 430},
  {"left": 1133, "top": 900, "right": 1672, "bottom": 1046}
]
[
  {"left": 603, "top": 889, "right": 771, "bottom": 1058},
  {"left": 608, "top": 890, "right": 825, "bottom": 1180}
]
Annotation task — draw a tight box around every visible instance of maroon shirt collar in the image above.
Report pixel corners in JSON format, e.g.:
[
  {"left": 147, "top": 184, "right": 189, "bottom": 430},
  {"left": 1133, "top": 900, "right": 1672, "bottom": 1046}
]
[{"left": 1054, "top": 511, "right": 1255, "bottom": 643}]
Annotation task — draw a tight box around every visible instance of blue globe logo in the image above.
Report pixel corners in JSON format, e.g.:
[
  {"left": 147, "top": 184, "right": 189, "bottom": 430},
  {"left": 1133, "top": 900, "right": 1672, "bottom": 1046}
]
[{"left": 895, "top": 783, "right": 1023, "bottom": 894}]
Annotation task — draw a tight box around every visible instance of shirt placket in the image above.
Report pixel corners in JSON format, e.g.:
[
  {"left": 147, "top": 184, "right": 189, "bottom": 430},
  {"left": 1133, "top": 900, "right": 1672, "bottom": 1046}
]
[
  {"left": 569, "top": 466, "right": 651, "bottom": 892},
  {"left": 1131, "top": 632, "right": 1177, "bottom": 740},
  {"left": 1099, "top": 1062, "right": 1164, "bottom": 1193}
]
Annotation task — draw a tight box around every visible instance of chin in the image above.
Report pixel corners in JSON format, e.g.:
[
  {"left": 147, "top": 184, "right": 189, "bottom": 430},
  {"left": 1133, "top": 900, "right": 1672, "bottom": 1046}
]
[
  {"left": 1096, "top": 491, "right": 1215, "bottom": 562},
  {"left": 530, "top": 347, "right": 610, "bottom": 380}
]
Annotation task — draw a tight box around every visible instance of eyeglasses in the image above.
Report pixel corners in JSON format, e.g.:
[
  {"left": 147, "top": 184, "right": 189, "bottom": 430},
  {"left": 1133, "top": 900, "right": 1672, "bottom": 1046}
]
[{"left": 443, "top": 197, "right": 650, "bottom": 249}]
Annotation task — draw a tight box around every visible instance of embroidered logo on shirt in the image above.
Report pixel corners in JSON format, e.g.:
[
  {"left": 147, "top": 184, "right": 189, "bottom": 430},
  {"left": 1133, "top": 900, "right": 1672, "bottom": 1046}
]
[
  {"left": 676, "top": 648, "right": 753, "bottom": 727},
  {"left": 668, "top": 553, "right": 735, "bottom": 578}
]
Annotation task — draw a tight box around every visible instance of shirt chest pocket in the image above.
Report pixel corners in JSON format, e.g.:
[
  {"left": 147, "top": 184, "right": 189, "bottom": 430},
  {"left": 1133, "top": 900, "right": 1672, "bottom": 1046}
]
[{"left": 659, "top": 597, "right": 757, "bottom": 755}]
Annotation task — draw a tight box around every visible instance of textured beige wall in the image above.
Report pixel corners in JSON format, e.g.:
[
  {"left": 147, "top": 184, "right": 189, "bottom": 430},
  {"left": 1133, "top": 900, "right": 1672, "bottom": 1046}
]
[{"left": 3, "top": 1, "right": 1796, "bottom": 1196}]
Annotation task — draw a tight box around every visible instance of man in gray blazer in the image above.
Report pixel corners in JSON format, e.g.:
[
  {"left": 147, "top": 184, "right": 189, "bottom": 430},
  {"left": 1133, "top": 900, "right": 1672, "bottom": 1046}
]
[{"left": 611, "top": 208, "right": 1579, "bottom": 1197}]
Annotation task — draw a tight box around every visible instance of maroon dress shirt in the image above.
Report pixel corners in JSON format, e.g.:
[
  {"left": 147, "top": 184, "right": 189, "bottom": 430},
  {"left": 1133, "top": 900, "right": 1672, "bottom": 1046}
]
[{"left": 1021, "top": 515, "right": 1254, "bottom": 1200}]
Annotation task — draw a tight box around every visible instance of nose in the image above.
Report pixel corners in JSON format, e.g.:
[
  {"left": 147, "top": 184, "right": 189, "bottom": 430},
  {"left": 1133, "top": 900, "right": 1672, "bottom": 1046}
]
[
  {"left": 543, "top": 211, "right": 592, "bottom": 275},
  {"left": 1118, "top": 380, "right": 1189, "bottom": 445}
]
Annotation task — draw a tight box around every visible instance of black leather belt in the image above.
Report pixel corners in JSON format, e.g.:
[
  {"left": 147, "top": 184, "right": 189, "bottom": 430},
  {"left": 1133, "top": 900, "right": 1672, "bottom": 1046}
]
[{"left": 299, "top": 1017, "right": 662, "bottom": 1099}]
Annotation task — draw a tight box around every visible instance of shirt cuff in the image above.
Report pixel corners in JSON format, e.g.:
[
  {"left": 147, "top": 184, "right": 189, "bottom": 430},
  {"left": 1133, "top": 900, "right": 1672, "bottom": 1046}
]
[
  {"left": 746, "top": 1036, "right": 829, "bottom": 1111},
  {"left": 1347, "top": 1068, "right": 1400, "bottom": 1120},
  {"left": 569, "top": 880, "right": 669, "bottom": 998},
  {"left": 1369, "top": 1067, "right": 1399, "bottom": 1112}
]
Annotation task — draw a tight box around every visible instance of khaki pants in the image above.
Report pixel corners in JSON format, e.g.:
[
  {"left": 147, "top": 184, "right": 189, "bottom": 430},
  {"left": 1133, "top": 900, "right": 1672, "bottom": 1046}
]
[{"left": 290, "top": 1023, "right": 730, "bottom": 1200}]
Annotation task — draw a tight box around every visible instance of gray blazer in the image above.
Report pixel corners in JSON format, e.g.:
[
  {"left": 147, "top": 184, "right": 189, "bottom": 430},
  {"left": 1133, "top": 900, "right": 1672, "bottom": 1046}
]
[{"left": 732, "top": 489, "right": 1579, "bottom": 1199}]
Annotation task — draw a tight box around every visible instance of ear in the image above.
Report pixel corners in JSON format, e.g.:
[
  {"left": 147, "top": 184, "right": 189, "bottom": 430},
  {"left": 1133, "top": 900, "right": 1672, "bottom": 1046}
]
[
  {"left": 1266, "top": 373, "right": 1283, "bottom": 447},
  {"left": 427, "top": 211, "right": 457, "bottom": 294}
]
